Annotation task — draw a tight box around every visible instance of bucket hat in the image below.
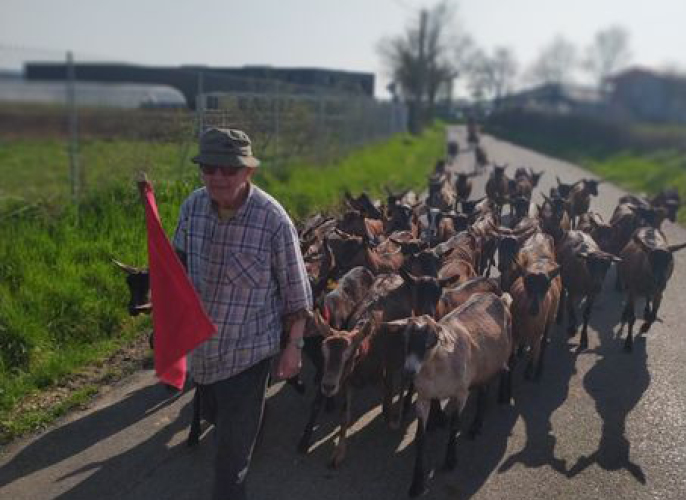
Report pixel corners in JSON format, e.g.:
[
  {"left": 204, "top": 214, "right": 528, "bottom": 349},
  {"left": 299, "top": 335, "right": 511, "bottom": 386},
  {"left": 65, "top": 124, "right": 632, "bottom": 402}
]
[{"left": 192, "top": 128, "right": 260, "bottom": 168}]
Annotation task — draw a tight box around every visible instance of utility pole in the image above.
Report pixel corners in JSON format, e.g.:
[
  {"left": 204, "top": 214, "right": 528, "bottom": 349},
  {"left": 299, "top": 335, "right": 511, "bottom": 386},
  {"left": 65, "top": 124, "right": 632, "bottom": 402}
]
[{"left": 415, "top": 9, "right": 428, "bottom": 133}]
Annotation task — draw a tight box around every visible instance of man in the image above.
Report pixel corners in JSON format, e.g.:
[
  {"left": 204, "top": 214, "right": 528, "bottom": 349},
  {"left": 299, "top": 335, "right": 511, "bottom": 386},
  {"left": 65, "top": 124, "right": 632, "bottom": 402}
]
[{"left": 172, "top": 128, "right": 312, "bottom": 500}]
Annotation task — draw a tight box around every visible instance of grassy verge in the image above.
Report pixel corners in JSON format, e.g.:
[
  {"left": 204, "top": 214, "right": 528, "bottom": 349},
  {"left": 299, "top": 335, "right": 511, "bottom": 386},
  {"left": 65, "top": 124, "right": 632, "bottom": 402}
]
[
  {"left": 487, "top": 110, "right": 686, "bottom": 222},
  {"left": 0, "top": 124, "right": 444, "bottom": 443}
]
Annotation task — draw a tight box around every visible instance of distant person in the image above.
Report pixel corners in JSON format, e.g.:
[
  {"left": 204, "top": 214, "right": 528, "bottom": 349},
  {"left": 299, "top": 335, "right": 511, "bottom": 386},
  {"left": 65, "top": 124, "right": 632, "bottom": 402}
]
[
  {"left": 172, "top": 127, "right": 312, "bottom": 500},
  {"left": 467, "top": 114, "right": 480, "bottom": 148}
]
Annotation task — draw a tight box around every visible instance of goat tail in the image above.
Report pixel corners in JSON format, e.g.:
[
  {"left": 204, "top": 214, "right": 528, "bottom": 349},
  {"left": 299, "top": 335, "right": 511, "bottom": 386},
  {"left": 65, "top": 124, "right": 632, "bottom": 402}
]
[{"left": 501, "top": 292, "right": 514, "bottom": 310}]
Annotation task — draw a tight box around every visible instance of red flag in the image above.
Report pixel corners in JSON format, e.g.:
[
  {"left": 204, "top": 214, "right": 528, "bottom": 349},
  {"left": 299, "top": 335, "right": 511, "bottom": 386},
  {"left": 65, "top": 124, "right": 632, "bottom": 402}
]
[{"left": 139, "top": 180, "right": 217, "bottom": 390}]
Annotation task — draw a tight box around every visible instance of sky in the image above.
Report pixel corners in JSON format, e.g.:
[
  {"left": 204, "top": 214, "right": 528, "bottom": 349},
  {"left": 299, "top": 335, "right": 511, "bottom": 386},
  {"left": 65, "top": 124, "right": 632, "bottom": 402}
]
[{"left": 2, "top": 0, "right": 685, "bottom": 98}]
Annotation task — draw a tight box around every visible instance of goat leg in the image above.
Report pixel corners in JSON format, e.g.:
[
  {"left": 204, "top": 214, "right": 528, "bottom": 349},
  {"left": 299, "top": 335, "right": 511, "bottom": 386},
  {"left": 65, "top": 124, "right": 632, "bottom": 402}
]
[
  {"left": 498, "top": 354, "right": 515, "bottom": 405},
  {"left": 329, "top": 386, "right": 352, "bottom": 469},
  {"left": 187, "top": 388, "right": 203, "bottom": 447},
  {"left": 426, "top": 398, "right": 447, "bottom": 431},
  {"left": 297, "top": 390, "right": 325, "bottom": 454},
  {"left": 556, "top": 287, "right": 565, "bottom": 325},
  {"left": 579, "top": 294, "right": 595, "bottom": 350},
  {"left": 409, "top": 399, "right": 430, "bottom": 498},
  {"left": 382, "top": 371, "right": 394, "bottom": 426},
  {"left": 402, "top": 379, "right": 415, "bottom": 416},
  {"left": 623, "top": 295, "right": 636, "bottom": 352},
  {"left": 467, "top": 387, "right": 488, "bottom": 439},
  {"left": 643, "top": 299, "right": 652, "bottom": 322},
  {"left": 443, "top": 406, "right": 462, "bottom": 471},
  {"left": 534, "top": 325, "right": 551, "bottom": 381},
  {"left": 640, "top": 293, "right": 662, "bottom": 334},
  {"left": 567, "top": 294, "right": 577, "bottom": 337}
]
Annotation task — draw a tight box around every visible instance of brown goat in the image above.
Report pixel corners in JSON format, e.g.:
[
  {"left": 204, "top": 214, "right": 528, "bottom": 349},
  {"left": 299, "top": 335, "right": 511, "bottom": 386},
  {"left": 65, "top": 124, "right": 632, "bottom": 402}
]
[
  {"left": 485, "top": 164, "right": 510, "bottom": 209},
  {"left": 401, "top": 292, "right": 514, "bottom": 497},
  {"left": 509, "top": 233, "right": 561, "bottom": 380},
  {"left": 556, "top": 230, "right": 621, "bottom": 349},
  {"left": 567, "top": 179, "right": 601, "bottom": 227},
  {"left": 576, "top": 212, "right": 614, "bottom": 253},
  {"left": 538, "top": 193, "right": 571, "bottom": 245},
  {"left": 618, "top": 228, "right": 686, "bottom": 351},
  {"left": 319, "top": 266, "right": 376, "bottom": 330},
  {"left": 455, "top": 172, "right": 475, "bottom": 201},
  {"left": 304, "top": 268, "right": 448, "bottom": 464}
]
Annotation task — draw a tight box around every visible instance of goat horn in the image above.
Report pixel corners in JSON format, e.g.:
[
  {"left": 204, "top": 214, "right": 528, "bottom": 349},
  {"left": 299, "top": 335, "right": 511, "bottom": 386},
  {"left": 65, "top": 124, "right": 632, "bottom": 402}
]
[
  {"left": 668, "top": 242, "right": 686, "bottom": 253},
  {"left": 112, "top": 258, "right": 142, "bottom": 274}
]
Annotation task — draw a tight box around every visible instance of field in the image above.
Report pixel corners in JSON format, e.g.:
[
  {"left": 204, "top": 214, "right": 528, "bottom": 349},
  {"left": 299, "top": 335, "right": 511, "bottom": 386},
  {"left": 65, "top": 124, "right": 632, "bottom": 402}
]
[
  {"left": 0, "top": 122, "right": 445, "bottom": 443},
  {"left": 487, "top": 109, "right": 686, "bottom": 222}
]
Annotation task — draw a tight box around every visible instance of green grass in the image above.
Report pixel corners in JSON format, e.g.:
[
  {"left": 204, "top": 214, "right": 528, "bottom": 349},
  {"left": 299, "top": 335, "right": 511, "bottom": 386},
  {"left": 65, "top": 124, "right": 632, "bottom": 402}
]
[
  {"left": 0, "top": 124, "right": 444, "bottom": 441},
  {"left": 0, "top": 386, "right": 100, "bottom": 444},
  {"left": 0, "top": 138, "right": 194, "bottom": 205}
]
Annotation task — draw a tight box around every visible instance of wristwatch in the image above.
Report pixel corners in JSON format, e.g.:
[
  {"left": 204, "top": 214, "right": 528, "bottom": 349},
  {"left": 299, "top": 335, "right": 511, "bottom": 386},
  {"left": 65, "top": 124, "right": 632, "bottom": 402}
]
[{"left": 290, "top": 337, "right": 305, "bottom": 349}]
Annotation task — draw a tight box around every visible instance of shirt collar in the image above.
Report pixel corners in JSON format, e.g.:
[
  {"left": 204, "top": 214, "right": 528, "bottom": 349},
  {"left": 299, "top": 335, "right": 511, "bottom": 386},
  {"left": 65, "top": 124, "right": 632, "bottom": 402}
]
[{"left": 206, "top": 183, "right": 254, "bottom": 221}]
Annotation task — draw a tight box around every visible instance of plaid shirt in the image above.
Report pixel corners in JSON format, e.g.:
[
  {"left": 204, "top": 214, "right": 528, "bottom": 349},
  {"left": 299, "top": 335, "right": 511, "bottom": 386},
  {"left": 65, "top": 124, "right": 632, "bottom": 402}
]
[{"left": 172, "top": 184, "right": 312, "bottom": 384}]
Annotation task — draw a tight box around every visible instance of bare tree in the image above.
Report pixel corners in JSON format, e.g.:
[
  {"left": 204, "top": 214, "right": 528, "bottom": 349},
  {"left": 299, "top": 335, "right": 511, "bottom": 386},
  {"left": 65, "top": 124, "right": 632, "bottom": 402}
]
[
  {"left": 466, "top": 47, "right": 518, "bottom": 106},
  {"left": 527, "top": 36, "right": 578, "bottom": 86},
  {"left": 584, "top": 26, "right": 632, "bottom": 86},
  {"left": 378, "top": 1, "right": 469, "bottom": 133}
]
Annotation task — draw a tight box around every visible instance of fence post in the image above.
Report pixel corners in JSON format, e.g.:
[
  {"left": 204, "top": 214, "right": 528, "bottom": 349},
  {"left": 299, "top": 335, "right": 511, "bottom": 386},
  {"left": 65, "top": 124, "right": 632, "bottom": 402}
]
[
  {"left": 274, "top": 82, "right": 280, "bottom": 168},
  {"left": 66, "top": 51, "right": 80, "bottom": 204},
  {"left": 196, "top": 70, "right": 205, "bottom": 136}
]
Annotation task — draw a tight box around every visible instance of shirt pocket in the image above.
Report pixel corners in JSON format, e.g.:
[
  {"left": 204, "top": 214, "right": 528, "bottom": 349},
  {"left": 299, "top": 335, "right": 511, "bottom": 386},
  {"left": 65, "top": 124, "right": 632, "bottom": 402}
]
[{"left": 223, "top": 251, "right": 271, "bottom": 325}]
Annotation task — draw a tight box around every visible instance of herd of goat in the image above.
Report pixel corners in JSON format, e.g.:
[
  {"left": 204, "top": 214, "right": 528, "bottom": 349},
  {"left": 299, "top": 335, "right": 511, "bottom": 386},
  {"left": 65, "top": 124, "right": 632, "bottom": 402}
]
[{"left": 116, "top": 130, "right": 685, "bottom": 497}]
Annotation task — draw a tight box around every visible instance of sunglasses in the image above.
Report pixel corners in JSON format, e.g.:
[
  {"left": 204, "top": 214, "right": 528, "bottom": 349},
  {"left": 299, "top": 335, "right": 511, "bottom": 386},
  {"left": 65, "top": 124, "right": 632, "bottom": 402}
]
[{"left": 199, "top": 165, "right": 245, "bottom": 176}]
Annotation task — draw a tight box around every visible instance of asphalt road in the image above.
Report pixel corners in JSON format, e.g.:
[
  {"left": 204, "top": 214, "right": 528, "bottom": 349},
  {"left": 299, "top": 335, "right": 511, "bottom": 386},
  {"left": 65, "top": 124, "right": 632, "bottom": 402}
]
[{"left": 1, "top": 126, "right": 685, "bottom": 500}]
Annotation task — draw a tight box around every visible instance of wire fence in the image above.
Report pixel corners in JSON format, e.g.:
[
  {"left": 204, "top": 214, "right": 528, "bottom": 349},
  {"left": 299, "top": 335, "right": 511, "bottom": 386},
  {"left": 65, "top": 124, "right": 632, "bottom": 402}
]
[{"left": 0, "top": 45, "right": 407, "bottom": 207}]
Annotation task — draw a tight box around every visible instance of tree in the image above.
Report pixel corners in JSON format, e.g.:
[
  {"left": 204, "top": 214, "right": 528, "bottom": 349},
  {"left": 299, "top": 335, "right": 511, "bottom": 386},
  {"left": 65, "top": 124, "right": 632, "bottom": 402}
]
[
  {"left": 527, "top": 36, "right": 578, "bottom": 86},
  {"left": 465, "top": 46, "right": 518, "bottom": 106},
  {"left": 584, "top": 26, "right": 632, "bottom": 87},
  {"left": 378, "top": 1, "right": 469, "bottom": 133}
]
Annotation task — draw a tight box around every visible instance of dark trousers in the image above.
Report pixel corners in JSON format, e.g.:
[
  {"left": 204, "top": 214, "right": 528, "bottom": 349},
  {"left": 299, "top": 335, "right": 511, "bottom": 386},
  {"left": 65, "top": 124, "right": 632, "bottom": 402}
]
[{"left": 199, "top": 358, "right": 271, "bottom": 500}]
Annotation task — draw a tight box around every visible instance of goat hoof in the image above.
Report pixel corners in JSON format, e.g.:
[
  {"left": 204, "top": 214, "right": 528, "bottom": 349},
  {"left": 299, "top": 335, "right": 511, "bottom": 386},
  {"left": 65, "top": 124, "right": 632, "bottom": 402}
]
[
  {"left": 639, "top": 322, "right": 651, "bottom": 334},
  {"left": 623, "top": 343, "right": 633, "bottom": 353}
]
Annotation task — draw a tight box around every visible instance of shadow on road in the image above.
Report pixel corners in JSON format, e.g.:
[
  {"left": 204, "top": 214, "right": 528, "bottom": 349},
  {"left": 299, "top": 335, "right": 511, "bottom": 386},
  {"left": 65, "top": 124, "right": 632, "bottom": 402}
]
[
  {"left": 567, "top": 283, "right": 649, "bottom": 484},
  {"left": 496, "top": 325, "right": 577, "bottom": 478},
  {"left": 0, "top": 382, "right": 180, "bottom": 489}
]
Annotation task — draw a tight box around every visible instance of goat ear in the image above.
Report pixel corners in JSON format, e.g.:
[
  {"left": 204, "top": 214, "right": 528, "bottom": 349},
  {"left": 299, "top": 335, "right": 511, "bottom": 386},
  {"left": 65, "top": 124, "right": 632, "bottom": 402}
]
[
  {"left": 668, "top": 242, "right": 686, "bottom": 253},
  {"left": 399, "top": 266, "right": 418, "bottom": 284}
]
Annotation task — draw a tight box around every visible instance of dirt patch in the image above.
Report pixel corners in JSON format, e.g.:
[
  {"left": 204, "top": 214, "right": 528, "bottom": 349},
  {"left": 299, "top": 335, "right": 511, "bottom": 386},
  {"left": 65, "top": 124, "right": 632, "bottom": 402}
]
[{"left": 0, "top": 332, "right": 153, "bottom": 444}]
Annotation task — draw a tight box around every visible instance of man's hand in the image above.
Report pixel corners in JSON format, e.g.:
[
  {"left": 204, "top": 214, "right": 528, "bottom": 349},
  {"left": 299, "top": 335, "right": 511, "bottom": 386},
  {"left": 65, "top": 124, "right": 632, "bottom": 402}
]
[
  {"left": 276, "top": 342, "right": 302, "bottom": 380},
  {"left": 276, "top": 316, "right": 306, "bottom": 380}
]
